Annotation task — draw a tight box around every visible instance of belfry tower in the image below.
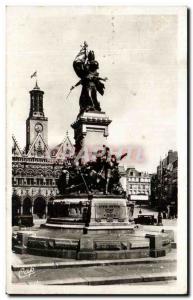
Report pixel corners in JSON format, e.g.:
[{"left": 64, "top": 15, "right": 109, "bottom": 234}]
[{"left": 26, "top": 81, "right": 48, "bottom": 155}]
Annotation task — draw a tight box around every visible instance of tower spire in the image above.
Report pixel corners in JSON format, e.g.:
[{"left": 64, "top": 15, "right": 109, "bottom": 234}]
[{"left": 26, "top": 82, "right": 48, "bottom": 154}]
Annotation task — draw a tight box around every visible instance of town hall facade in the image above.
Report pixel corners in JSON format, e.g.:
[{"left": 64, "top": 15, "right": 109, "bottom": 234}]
[{"left": 12, "top": 82, "right": 74, "bottom": 221}]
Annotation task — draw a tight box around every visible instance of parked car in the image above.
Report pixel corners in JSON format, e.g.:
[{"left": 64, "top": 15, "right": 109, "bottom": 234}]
[{"left": 134, "top": 214, "right": 157, "bottom": 225}]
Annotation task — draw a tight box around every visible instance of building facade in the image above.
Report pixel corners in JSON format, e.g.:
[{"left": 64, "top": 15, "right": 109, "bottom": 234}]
[
  {"left": 118, "top": 165, "right": 127, "bottom": 192},
  {"left": 150, "top": 150, "right": 178, "bottom": 217},
  {"left": 12, "top": 82, "right": 74, "bottom": 221},
  {"left": 126, "top": 167, "right": 151, "bottom": 203}
]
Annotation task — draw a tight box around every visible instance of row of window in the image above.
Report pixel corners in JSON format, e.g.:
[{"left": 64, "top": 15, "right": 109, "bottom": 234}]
[
  {"left": 12, "top": 177, "right": 56, "bottom": 186},
  {"left": 127, "top": 184, "right": 150, "bottom": 189},
  {"left": 13, "top": 171, "right": 60, "bottom": 177},
  {"left": 127, "top": 177, "right": 150, "bottom": 183},
  {"left": 128, "top": 189, "right": 150, "bottom": 193},
  {"left": 127, "top": 190, "right": 150, "bottom": 195}
]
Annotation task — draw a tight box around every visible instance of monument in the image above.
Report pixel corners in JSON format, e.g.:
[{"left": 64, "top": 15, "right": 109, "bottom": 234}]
[
  {"left": 13, "top": 42, "right": 174, "bottom": 260},
  {"left": 70, "top": 41, "right": 112, "bottom": 158}
]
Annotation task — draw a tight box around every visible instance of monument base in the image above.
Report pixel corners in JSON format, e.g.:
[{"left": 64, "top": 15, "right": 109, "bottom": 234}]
[
  {"left": 13, "top": 195, "right": 174, "bottom": 260},
  {"left": 13, "top": 228, "right": 172, "bottom": 261}
]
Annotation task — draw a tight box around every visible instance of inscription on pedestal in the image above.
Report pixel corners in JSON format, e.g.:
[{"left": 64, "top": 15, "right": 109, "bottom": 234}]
[
  {"left": 96, "top": 205, "right": 121, "bottom": 222},
  {"left": 90, "top": 198, "right": 129, "bottom": 225}
]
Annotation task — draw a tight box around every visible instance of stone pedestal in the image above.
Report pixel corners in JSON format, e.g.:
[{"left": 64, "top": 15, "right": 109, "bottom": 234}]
[
  {"left": 71, "top": 111, "right": 112, "bottom": 161},
  {"left": 86, "top": 197, "right": 134, "bottom": 234}
]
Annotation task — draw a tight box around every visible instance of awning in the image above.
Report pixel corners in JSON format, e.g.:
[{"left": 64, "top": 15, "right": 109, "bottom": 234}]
[{"left": 53, "top": 198, "right": 89, "bottom": 204}]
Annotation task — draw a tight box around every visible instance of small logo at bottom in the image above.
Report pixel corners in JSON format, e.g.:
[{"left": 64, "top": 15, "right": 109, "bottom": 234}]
[{"left": 18, "top": 267, "right": 35, "bottom": 279}]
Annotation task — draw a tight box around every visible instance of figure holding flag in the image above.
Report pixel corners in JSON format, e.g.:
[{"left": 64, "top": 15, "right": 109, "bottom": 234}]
[
  {"left": 31, "top": 71, "right": 37, "bottom": 78},
  {"left": 67, "top": 42, "right": 108, "bottom": 113}
]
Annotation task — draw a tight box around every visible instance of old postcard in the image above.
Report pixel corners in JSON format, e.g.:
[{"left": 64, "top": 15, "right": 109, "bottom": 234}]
[{"left": 6, "top": 6, "right": 187, "bottom": 294}]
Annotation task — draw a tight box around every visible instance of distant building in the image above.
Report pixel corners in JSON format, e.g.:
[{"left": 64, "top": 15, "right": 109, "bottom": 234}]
[
  {"left": 126, "top": 167, "right": 151, "bottom": 204},
  {"left": 150, "top": 173, "right": 159, "bottom": 208},
  {"left": 151, "top": 150, "right": 178, "bottom": 217},
  {"left": 118, "top": 165, "right": 127, "bottom": 192},
  {"left": 12, "top": 82, "right": 74, "bottom": 221}
]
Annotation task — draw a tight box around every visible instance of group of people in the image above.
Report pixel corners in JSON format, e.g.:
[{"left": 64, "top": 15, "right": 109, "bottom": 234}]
[
  {"left": 161, "top": 205, "right": 177, "bottom": 219},
  {"left": 57, "top": 145, "right": 126, "bottom": 195}
]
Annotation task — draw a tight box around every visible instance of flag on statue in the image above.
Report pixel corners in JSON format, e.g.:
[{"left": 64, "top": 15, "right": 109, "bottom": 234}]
[{"left": 31, "top": 71, "right": 37, "bottom": 78}]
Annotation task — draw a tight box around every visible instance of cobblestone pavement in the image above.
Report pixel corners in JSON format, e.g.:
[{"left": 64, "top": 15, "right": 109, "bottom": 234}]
[
  {"left": 12, "top": 252, "right": 74, "bottom": 266},
  {"left": 12, "top": 258, "right": 176, "bottom": 285},
  {"left": 107, "top": 280, "right": 177, "bottom": 286}
]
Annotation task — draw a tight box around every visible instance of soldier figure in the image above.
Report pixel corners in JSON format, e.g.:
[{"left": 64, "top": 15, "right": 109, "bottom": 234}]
[
  {"left": 70, "top": 41, "right": 108, "bottom": 113},
  {"left": 57, "top": 145, "right": 127, "bottom": 196}
]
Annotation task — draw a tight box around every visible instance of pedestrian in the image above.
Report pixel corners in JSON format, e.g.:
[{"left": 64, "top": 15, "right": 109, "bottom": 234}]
[
  {"left": 157, "top": 211, "right": 163, "bottom": 226},
  {"left": 163, "top": 211, "right": 166, "bottom": 219},
  {"left": 167, "top": 205, "right": 171, "bottom": 219}
]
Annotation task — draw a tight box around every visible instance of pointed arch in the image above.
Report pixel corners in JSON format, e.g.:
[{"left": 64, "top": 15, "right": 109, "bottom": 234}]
[
  {"left": 33, "top": 196, "right": 46, "bottom": 219},
  {"left": 12, "top": 194, "right": 21, "bottom": 225},
  {"left": 23, "top": 197, "right": 32, "bottom": 215}
]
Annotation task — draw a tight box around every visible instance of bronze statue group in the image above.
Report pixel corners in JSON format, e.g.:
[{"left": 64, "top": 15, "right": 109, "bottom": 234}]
[{"left": 57, "top": 145, "right": 127, "bottom": 196}]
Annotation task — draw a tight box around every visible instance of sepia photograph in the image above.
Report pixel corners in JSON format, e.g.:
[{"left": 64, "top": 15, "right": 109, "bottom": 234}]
[{"left": 6, "top": 6, "right": 187, "bottom": 294}]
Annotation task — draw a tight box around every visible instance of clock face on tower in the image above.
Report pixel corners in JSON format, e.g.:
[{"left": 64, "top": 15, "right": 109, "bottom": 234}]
[{"left": 35, "top": 122, "right": 43, "bottom": 133}]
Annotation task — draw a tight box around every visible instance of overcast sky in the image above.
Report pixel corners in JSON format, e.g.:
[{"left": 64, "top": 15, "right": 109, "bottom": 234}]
[{"left": 7, "top": 7, "right": 179, "bottom": 173}]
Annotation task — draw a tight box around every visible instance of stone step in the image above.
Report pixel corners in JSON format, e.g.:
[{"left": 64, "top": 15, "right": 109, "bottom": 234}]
[
  {"left": 37, "top": 273, "right": 177, "bottom": 286},
  {"left": 12, "top": 255, "right": 177, "bottom": 271}
]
